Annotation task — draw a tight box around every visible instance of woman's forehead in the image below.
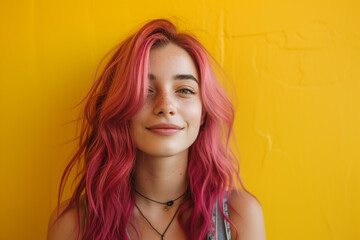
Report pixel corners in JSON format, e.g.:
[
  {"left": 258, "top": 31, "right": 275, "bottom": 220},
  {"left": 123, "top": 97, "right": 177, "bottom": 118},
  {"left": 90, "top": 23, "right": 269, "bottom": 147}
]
[
  {"left": 148, "top": 73, "right": 198, "bottom": 85},
  {"left": 148, "top": 43, "right": 199, "bottom": 82}
]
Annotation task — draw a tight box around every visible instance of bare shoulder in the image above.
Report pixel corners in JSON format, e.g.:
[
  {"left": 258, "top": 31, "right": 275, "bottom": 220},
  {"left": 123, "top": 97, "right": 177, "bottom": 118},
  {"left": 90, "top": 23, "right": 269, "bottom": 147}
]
[
  {"left": 228, "top": 189, "right": 266, "bottom": 240},
  {"left": 47, "top": 196, "right": 87, "bottom": 240}
]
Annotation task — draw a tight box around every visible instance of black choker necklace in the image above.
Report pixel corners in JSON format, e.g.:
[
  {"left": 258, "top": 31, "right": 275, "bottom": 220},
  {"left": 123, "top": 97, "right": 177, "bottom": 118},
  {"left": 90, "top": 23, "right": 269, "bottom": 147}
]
[{"left": 134, "top": 188, "right": 186, "bottom": 211}]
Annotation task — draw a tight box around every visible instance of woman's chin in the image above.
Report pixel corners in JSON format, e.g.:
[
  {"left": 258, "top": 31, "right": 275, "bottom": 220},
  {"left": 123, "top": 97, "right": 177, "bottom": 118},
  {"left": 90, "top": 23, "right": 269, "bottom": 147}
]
[{"left": 136, "top": 147, "right": 188, "bottom": 158}]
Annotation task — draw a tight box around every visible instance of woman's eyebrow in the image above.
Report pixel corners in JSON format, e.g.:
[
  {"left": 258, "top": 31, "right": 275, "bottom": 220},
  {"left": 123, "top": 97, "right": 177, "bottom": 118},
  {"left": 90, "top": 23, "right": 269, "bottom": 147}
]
[{"left": 148, "top": 73, "right": 198, "bottom": 84}]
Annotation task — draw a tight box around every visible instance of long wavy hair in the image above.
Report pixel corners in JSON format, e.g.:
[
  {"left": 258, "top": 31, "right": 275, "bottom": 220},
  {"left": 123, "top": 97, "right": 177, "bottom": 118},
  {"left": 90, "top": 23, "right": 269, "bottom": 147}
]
[{"left": 56, "top": 18, "right": 245, "bottom": 240}]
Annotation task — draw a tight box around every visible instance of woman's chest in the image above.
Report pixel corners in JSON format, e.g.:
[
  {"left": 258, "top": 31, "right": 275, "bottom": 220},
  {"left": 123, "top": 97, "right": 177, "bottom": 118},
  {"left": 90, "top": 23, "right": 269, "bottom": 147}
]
[{"left": 126, "top": 217, "right": 187, "bottom": 240}]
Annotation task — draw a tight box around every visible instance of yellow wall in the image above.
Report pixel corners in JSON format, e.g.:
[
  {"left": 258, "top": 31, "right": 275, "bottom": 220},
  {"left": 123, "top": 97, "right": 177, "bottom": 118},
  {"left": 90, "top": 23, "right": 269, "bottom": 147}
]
[{"left": 1, "top": 0, "right": 359, "bottom": 239}]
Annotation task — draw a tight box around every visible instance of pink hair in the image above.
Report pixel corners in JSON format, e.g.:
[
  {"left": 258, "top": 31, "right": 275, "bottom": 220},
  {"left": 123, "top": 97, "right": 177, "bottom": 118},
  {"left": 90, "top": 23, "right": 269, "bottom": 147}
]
[{"left": 56, "top": 19, "right": 245, "bottom": 240}]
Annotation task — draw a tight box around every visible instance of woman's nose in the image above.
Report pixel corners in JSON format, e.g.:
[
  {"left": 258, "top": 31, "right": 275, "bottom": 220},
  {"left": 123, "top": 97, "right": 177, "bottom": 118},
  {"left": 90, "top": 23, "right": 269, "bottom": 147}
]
[{"left": 152, "top": 91, "right": 176, "bottom": 116}]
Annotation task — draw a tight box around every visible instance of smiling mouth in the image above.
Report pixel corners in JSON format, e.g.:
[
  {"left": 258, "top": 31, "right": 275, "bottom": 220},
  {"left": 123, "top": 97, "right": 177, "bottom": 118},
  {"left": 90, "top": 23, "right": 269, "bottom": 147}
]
[{"left": 146, "top": 128, "right": 183, "bottom": 136}]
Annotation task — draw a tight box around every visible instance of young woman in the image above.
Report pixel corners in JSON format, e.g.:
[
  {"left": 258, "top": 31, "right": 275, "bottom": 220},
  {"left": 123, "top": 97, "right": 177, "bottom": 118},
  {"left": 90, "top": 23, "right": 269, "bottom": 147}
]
[{"left": 47, "top": 19, "right": 266, "bottom": 240}]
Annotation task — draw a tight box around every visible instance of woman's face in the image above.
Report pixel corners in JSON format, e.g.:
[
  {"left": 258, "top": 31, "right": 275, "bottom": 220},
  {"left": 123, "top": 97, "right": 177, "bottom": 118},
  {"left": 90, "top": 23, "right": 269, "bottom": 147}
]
[{"left": 130, "top": 43, "right": 203, "bottom": 158}]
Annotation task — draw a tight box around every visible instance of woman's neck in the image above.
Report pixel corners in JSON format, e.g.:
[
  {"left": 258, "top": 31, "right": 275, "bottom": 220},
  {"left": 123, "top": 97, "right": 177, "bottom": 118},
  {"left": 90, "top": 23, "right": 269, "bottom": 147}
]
[{"left": 133, "top": 149, "right": 189, "bottom": 203}]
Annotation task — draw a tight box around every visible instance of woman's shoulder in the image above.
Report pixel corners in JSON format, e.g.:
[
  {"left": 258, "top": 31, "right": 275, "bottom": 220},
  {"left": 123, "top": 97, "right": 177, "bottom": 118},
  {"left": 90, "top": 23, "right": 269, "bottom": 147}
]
[
  {"left": 47, "top": 195, "right": 87, "bottom": 240},
  {"left": 227, "top": 189, "right": 266, "bottom": 240}
]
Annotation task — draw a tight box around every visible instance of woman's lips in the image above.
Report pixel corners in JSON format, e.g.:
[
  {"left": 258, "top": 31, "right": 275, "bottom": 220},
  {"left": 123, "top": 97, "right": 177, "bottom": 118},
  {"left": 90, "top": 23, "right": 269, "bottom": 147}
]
[
  {"left": 147, "top": 128, "right": 182, "bottom": 135},
  {"left": 146, "top": 123, "right": 183, "bottom": 135}
]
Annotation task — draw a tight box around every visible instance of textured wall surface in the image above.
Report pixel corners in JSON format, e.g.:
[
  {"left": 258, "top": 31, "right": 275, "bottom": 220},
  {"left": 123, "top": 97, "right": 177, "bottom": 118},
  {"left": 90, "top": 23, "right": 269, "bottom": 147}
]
[{"left": 0, "top": 0, "right": 359, "bottom": 239}]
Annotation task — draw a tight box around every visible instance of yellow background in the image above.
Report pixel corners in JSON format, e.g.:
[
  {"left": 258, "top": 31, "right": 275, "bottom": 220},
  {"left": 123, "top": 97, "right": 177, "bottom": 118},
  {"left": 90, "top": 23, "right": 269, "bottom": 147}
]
[{"left": 1, "top": 0, "right": 359, "bottom": 239}]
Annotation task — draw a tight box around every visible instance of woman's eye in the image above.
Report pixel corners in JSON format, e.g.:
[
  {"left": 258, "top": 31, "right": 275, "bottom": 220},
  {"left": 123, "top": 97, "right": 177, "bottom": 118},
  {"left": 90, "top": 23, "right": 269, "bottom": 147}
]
[
  {"left": 177, "top": 88, "right": 195, "bottom": 94},
  {"left": 147, "top": 89, "right": 154, "bottom": 93}
]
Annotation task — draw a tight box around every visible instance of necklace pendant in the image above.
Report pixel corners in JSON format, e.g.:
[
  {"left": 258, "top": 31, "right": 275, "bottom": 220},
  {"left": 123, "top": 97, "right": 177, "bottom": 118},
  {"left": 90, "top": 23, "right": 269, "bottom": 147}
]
[{"left": 166, "top": 200, "right": 174, "bottom": 206}]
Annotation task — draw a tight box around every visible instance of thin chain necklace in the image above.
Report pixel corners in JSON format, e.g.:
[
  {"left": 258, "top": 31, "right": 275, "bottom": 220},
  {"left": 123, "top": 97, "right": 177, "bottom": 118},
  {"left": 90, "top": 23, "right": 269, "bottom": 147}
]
[
  {"left": 134, "top": 188, "right": 186, "bottom": 211},
  {"left": 135, "top": 202, "right": 183, "bottom": 240}
]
